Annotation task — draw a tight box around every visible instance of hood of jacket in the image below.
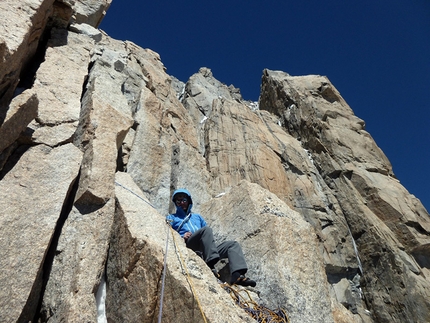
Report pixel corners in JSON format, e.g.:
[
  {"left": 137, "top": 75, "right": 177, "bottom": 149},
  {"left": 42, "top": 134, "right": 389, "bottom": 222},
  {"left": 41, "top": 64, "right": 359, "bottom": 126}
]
[{"left": 172, "top": 188, "right": 193, "bottom": 217}]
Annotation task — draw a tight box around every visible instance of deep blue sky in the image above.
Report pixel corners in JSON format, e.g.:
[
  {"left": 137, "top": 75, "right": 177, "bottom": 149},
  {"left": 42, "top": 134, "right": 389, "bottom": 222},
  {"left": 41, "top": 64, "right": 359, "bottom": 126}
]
[{"left": 100, "top": 1, "right": 429, "bottom": 210}]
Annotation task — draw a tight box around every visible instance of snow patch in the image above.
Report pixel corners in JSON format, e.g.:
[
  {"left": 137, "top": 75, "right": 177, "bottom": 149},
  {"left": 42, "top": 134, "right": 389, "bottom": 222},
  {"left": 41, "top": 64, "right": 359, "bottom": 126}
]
[
  {"left": 177, "top": 84, "right": 185, "bottom": 101},
  {"left": 304, "top": 149, "right": 314, "bottom": 165},
  {"left": 96, "top": 275, "right": 107, "bottom": 323},
  {"left": 247, "top": 101, "right": 259, "bottom": 111}
]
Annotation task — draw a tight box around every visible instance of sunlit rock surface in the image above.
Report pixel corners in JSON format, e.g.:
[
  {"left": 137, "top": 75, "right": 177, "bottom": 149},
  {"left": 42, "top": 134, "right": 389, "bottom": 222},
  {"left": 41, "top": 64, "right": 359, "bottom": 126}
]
[{"left": 0, "top": 1, "right": 429, "bottom": 322}]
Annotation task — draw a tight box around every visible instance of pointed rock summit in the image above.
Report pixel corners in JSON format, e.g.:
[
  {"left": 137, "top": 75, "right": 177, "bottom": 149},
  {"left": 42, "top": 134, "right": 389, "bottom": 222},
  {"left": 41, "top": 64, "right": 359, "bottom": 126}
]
[{"left": 1, "top": 1, "right": 429, "bottom": 323}]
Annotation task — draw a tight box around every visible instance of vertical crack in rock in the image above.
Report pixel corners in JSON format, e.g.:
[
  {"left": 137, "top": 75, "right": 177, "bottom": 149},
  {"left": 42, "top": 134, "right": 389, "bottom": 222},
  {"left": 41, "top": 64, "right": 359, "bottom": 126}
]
[
  {"left": 0, "top": 23, "right": 50, "bottom": 160},
  {"left": 80, "top": 60, "right": 94, "bottom": 104},
  {"left": 15, "top": 28, "right": 50, "bottom": 94},
  {"left": 32, "top": 171, "right": 81, "bottom": 323},
  {"left": 0, "top": 1, "right": 53, "bottom": 121},
  {"left": 74, "top": 66, "right": 96, "bottom": 152},
  {"left": 116, "top": 144, "right": 125, "bottom": 172},
  {"left": 170, "top": 144, "right": 180, "bottom": 194}
]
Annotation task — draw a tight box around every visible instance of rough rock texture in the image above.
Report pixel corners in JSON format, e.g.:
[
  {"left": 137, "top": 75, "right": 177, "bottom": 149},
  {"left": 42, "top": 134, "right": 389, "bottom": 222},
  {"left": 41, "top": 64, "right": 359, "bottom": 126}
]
[
  {"left": 0, "top": 143, "right": 82, "bottom": 323},
  {"left": 259, "top": 70, "right": 430, "bottom": 322},
  {"left": 0, "top": 0, "right": 55, "bottom": 112},
  {"left": 0, "top": 0, "right": 106, "bottom": 116},
  {"left": 71, "top": 0, "right": 112, "bottom": 27},
  {"left": 202, "top": 180, "right": 334, "bottom": 322},
  {"left": 0, "top": 89, "right": 38, "bottom": 153},
  {"left": 0, "top": 2, "right": 429, "bottom": 323}
]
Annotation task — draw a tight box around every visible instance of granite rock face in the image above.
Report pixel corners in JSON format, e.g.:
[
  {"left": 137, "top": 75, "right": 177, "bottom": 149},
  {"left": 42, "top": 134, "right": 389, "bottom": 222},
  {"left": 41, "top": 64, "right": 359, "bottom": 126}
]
[
  {"left": 259, "top": 70, "right": 430, "bottom": 323},
  {"left": 0, "top": 143, "right": 82, "bottom": 323},
  {"left": 0, "top": 2, "right": 429, "bottom": 323}
]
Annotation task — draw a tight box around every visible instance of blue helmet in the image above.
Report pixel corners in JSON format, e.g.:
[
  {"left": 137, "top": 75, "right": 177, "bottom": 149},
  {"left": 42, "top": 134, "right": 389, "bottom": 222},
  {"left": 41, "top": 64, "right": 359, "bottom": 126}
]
[{"left": 172, "top": 188, "right": 193, "bottom": 215}]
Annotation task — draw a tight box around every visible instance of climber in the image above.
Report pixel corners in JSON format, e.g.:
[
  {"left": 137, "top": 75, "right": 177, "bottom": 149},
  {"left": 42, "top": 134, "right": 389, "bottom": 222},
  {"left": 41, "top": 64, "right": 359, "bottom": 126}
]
[{"left": 167, "top": 188, "right": 256, "bottom": 287}]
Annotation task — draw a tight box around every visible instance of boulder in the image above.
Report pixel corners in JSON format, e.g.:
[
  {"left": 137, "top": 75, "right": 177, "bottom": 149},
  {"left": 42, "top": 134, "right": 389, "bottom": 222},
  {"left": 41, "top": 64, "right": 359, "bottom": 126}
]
[{"left": 74, "top": 98, "right": 133, "bottom": 206}]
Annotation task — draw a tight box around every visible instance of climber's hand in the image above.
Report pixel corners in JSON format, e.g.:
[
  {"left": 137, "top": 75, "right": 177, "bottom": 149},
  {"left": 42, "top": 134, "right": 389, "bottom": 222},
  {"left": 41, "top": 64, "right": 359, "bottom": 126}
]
[{"left": 183, "top": 231, "right": 192, "bottom": 242}]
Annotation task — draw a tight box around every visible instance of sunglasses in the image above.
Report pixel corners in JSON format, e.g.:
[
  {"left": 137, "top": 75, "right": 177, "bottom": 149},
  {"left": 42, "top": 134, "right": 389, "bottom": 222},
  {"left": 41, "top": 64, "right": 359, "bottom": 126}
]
[{"left": 175, "top": 198, "right": 188, "bottom": 205}]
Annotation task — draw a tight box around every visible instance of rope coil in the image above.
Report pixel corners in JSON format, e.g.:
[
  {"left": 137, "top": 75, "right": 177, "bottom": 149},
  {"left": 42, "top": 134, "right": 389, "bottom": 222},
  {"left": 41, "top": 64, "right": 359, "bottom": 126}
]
[{"left": 221, "top": 283, "right": 290, "bottom": 323}]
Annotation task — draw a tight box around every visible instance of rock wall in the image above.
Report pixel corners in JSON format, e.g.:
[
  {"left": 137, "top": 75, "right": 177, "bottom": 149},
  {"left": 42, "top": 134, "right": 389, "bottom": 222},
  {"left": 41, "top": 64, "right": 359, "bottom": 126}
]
[{"left": 0, "top": 1, "right": 429, "bottom": 323}]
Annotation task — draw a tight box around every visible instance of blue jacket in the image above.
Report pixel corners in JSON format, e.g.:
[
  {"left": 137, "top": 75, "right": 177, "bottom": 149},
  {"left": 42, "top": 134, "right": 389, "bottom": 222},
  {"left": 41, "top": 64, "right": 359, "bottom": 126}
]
[{"left": 166, "top": 189, "right": 206, "bottom": 237}]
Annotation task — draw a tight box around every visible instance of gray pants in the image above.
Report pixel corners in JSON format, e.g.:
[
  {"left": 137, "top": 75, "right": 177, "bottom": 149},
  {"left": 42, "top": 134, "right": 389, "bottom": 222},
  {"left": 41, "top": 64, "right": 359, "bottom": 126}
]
[{"left": 186, "top": 226, "right": 248, "bottom": 274}]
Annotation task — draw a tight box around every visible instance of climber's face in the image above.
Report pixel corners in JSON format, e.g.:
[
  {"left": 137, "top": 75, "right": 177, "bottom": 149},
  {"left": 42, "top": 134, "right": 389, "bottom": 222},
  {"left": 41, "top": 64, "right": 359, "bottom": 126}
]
[{"left": 174, "top": 193, "right": 189, "bottom": 211}]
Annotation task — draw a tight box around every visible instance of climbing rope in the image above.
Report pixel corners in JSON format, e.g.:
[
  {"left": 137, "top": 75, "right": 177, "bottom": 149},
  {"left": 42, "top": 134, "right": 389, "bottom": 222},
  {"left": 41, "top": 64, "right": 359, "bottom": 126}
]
[
  {"left": 157, "top": 223, "right": 170, "bottom": 323},
  {"left": 169, "top": 224, "right": 208, "bottom": 323},
  {"left": 221, "top": 283, "right": 290, "bottom": 323},
  {"left": 113, "top": 183, "right": 205, "bottom": 322},
  {"left": 114, "top": 181, "right": 156, "bottom": 209}
]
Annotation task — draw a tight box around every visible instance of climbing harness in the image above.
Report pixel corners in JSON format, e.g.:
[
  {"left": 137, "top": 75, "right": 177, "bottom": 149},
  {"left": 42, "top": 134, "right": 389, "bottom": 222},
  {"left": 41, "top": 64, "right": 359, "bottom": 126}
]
[{"left": 221, "top": 283, "right": 290, "bottom": 323}]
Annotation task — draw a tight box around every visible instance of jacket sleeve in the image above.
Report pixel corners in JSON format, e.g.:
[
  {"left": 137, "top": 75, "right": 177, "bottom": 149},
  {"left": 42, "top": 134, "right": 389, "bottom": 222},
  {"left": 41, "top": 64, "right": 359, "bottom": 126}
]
[{"left": 199, "top": 214, "right": 207, "bottom": 227}]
